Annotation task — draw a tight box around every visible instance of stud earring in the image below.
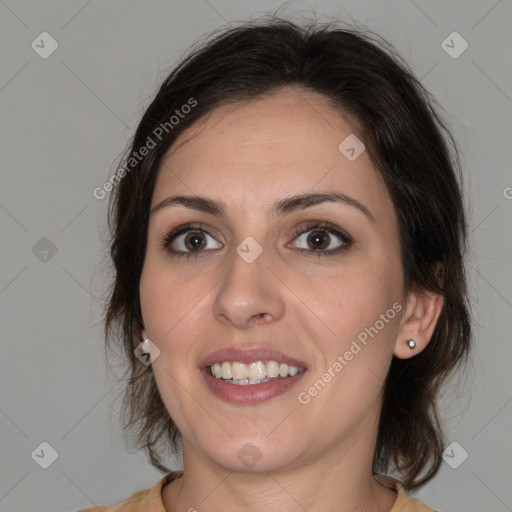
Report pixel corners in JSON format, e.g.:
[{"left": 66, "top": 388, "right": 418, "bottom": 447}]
[{"left": 407, "top": 339, "right": 416, "bottom": 349}]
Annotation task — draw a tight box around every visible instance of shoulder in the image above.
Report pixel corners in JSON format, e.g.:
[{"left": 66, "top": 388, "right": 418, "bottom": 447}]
[
  {"left": 374, "top": 474, "right": 438, "bottom": 512},
  {"left": 75, "top": 470, "right": 184, "bottom": 512}
]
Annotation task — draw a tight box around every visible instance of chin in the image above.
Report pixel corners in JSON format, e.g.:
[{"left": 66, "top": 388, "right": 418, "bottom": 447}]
[{"left": 205, "top": 439, "right": 299, "bottom": 474}]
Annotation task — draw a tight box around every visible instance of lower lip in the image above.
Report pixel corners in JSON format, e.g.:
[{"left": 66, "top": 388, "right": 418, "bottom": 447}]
[{"left": 201, "top": 368, "right": 307, "bottom": 404}]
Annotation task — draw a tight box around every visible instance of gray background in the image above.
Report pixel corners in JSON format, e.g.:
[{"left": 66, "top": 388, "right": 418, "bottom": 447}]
[{"left": 0, "top": 1, "right": 511, "bottom": 511}]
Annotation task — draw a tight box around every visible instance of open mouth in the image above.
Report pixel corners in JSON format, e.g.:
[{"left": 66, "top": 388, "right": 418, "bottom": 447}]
[
  {"left": 207, "top": 360, "right": 306, "bottom": 386},
  {"left": 200, "top": 347, "right": 308, "bottom": 403}
]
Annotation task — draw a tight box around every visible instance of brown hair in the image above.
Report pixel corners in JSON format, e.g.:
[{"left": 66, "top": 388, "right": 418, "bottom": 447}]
[{"left": 104, "top": 17, "right": 471, "bottom": 491}]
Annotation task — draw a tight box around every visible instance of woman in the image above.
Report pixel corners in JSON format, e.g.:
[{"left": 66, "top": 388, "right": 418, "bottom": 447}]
[{"left": 81, "top": 17, "right": 471, "bottom": 512}]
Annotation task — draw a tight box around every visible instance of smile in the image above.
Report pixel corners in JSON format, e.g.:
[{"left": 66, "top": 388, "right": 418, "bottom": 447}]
[{"left": 209, "top": 360, "right": 305, "bottom": 382}]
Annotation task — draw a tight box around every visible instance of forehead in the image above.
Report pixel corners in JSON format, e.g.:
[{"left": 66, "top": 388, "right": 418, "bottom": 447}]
[{"left": 153, "top": 88, "right": 392, "bottom": 223}]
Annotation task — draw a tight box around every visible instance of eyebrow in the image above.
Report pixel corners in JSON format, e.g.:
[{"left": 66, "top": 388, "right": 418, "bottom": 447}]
[{"left": 150, "top": 191, "right": 376, "bottom": 223}]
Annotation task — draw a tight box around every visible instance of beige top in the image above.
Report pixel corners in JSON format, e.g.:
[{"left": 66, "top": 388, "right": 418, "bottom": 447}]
[{"left": 76, "top": 471, "right": 437, "bottom": 511}]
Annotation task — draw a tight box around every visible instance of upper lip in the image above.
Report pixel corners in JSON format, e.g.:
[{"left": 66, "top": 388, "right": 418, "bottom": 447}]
[{"left": 200, "top": 347, "right": 308, "bottom": 369}]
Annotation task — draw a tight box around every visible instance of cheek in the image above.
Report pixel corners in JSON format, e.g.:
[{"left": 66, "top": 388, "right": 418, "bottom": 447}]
[
  {"left": 298, "top": 252, "right": 401, "bottom": 337},
  {"left": 297, "top": 270, "right": 401, "bottom": 414},
  {"left": 139, "top": 257, "right": 204, "bottom": 339},
  {"left": 290, "top": 251, "right": 402, "bottom": 401},
  {"left": 139, "top": 262, "right": 206, "bottom": 415},
  {"left": 139, "top": 267, "right": 171, "bottom": 339},
  {"left": 139, "top": 258, "right": 214, "bottom": 410}
]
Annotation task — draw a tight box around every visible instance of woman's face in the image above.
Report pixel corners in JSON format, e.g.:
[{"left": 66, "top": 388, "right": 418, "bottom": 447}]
[{"left": 140, "top": 87, "right": 407, "bottom": 473}]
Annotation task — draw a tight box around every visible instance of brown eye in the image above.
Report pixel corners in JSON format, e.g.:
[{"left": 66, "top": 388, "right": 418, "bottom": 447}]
[
  {"left": 306, "top": 231, "right": 330, "bottom": 250},
  {"left": 293, "top": 226, "right": 346, "bottom": 253},
  {"left": 161, "top": 225, "right": 222, "bottom": 257},
  {"left": 288, "top": 221, "right": 353, "bottom": 258},
  {"left": 183, "top": 232, "right": 207, "bottom": 251}
]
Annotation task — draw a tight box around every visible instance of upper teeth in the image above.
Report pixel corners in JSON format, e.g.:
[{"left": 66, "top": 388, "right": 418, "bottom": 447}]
[{"left": 210, "top": 360, "right": 304, "bottom": 380}]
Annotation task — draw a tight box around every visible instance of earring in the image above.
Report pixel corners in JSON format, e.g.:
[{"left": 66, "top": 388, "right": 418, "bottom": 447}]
[{"left": 407, "top": 339, "right": 416, "bottom": 349}]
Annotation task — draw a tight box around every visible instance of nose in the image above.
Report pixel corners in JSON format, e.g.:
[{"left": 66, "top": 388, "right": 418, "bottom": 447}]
[{"left": 212, "top": 245, "right": 285, "bottom": 329}]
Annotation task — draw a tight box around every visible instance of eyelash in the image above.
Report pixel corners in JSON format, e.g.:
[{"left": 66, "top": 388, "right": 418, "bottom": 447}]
[{"left": 159, "top": 221, "right": 353, "bottom": 260}]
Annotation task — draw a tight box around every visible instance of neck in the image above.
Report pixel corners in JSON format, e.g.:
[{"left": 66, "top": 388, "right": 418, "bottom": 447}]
[{"left": 162, "top": 431, "right": 397, "bottom": 512}]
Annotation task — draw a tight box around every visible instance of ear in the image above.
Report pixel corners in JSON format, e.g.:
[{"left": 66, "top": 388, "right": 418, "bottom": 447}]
[{"left": 394, "top": 286, "right": 444, "bottom": 359}]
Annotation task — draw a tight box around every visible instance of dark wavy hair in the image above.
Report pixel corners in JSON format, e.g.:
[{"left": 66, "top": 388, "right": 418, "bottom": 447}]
[{"left": 103, "top": 17, "right": 472, "bottom": 491}]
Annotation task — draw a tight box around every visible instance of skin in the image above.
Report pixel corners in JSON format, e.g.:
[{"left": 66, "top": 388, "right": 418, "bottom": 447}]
[{"left": 139, "top": 87, "right": 444, "bottom": 512}]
